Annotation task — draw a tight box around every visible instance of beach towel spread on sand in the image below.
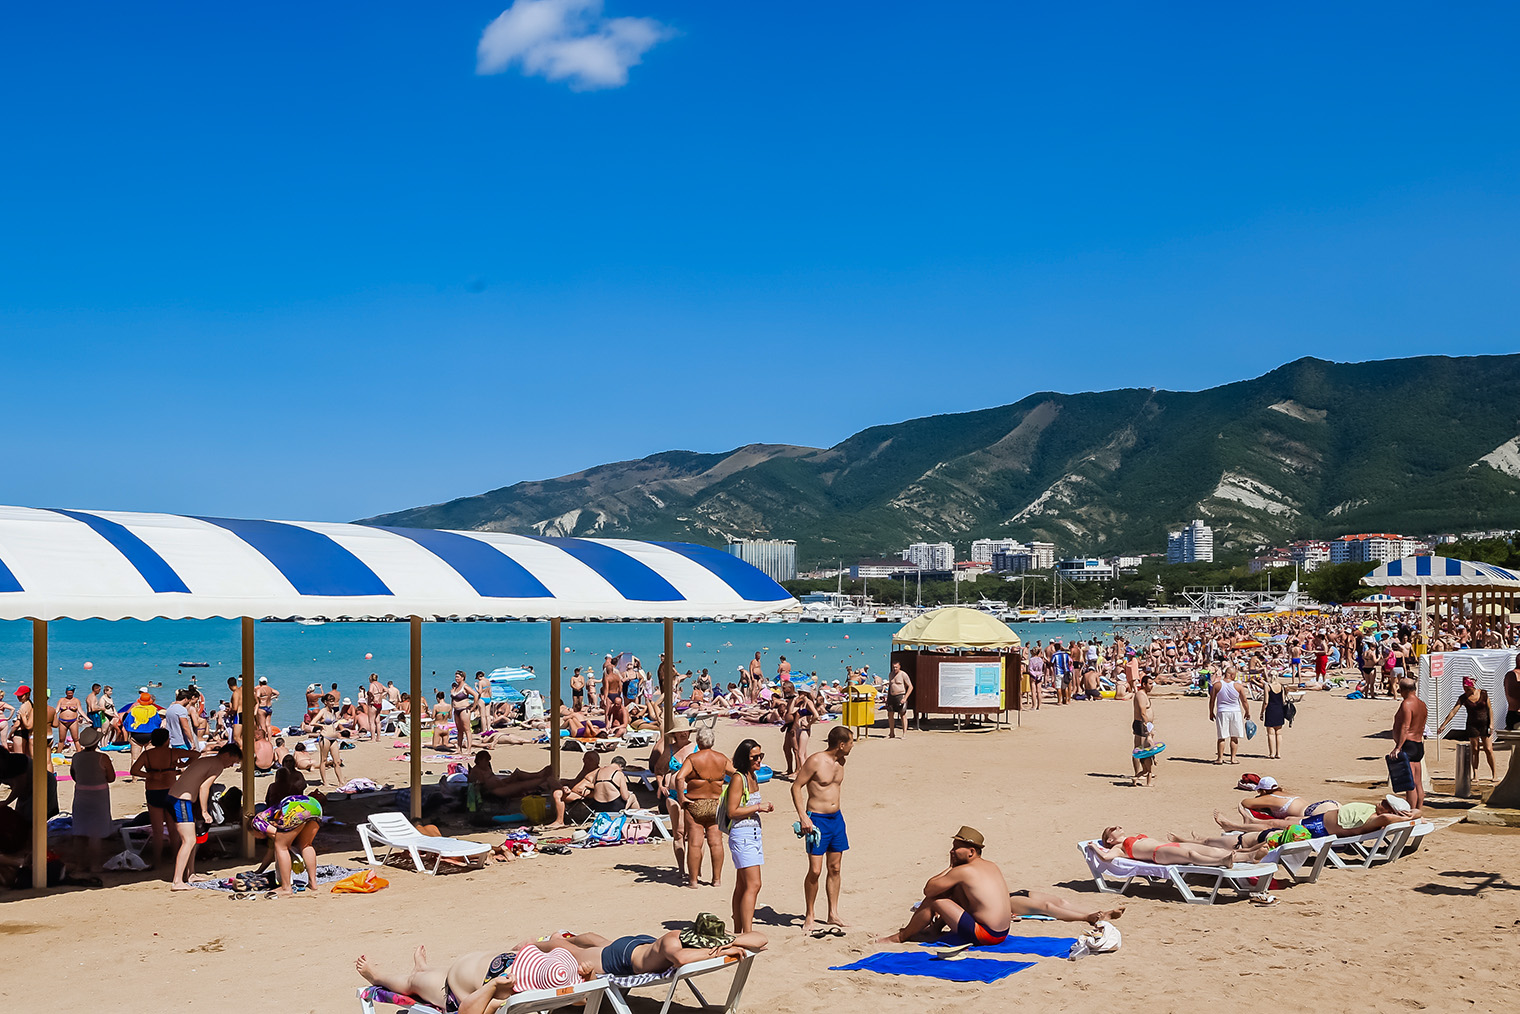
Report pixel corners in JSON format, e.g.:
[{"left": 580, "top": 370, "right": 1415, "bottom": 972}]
[{"left": 829, "top": 951, "right": 1035, "bottom": 983}]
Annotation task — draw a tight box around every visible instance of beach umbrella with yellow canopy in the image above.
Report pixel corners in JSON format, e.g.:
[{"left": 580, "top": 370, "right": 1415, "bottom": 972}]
[{"left": 891, "top": 606, "right": 1022, "bottom": 649}]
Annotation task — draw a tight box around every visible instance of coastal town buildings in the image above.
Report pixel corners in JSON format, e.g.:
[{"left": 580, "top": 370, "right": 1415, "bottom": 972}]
[{"left": 902, "top": 541, "right": 956, "bottom": 571}]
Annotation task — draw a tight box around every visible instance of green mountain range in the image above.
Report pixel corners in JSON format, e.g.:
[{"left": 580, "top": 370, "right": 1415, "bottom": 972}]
[{"left": 360, "top": 355, "right": 1520, "bottom": 565}]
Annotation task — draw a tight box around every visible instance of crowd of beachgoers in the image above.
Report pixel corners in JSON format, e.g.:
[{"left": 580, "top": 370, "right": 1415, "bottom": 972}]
[{"left": 2, "top": 609, "right": 1517, "bottom": 1009}]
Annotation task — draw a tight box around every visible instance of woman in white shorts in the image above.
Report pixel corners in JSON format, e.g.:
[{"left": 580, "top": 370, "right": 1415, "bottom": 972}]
[{"left": 724, "top": 738, "right": 773, "bottom": 934}]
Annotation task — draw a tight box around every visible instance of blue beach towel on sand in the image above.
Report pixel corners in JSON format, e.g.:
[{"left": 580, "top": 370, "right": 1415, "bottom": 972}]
[
  {"left": 921, "top": 934, "right": 1079, "bottom": 958},
  {"left": 830, "top": 951, "right": 1034, "bottom": 983}
]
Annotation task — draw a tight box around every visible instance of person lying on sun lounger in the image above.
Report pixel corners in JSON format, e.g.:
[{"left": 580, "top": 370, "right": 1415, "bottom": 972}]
[
  {"left": 533, "top": 913, "right": 765, "bottom": 978},
  {"left": 1234, "top": 776, "right": 1339, "bottom": 823},
  {"left": 357, "top": 943, "right": 592, "bottom": 1014},
  {"left": 1213, "top": 795, "right": 1416, "bottom": 839},
  {"left": 1166, "top": 824, "right": 1312, "bottom": 852},
  {"left": 1091, "top": 825, "right": 1272, "bottom": 867}
]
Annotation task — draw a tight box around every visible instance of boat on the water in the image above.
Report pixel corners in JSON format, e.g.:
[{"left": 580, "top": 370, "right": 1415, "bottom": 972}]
[{"left": 178, "top": 661, "right": 211, "bottom": 668}]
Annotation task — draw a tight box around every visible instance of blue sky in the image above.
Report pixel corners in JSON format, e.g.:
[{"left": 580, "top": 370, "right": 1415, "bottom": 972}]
[{"left": 4, "top": 2, "right": 1519, "bottom": 521}]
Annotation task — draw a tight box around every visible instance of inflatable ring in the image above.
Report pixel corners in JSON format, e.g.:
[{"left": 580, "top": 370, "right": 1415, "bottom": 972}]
[{"left": 1133, "top": 743, "right": 1167, "bottom": 759}]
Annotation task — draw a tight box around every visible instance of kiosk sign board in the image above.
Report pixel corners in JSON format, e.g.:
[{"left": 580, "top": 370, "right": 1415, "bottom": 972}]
[{"left": 938, "top": 659, "right": 1005, "bottom": 710}]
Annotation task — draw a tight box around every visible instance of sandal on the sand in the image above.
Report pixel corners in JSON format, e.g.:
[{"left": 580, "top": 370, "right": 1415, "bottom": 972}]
[
  {"left": 810, "top": 926, "right": 845, "bottom": 938},
  {"left": 1248, "top": 892, "right": 1278, "bottom": 906}
]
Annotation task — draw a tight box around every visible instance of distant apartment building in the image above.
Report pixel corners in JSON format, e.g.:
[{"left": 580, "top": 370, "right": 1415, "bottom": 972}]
[
  {"left": 1288, "top": 540, "right": 1331, "bottom": 571},
  {"left": 1249, "top": 551, "right": 1293, "bottom": 574},
  {"left": 853, "top": 559, "right": 918, "bottom": 579},
  {"left": 1028, "top": 542, "right": 1056, "bottom": 570},
  {"left": 1328, "top": 533, "right": 1415, "bottom": 565},
  {"left": 1109, "top": 555, "right": 1143, "bottom": 573},
  {"left": 1056, "top": 558, "right": 1116, "bottom": 583},
  {"left": 1166, "top": 520, "right": 1214, "bottom": 564},
  {"left": 991, "top": 550, "right": 1033, "bottom": 573},
  {"left": 969, "top": 538, "right": 1028, "bottom": 564},
  {"left": 725, "top": 538, "right": 797, "bottom": 582},
  {"left": 902, "top": 541, "right": 956, "bottom": 571}
]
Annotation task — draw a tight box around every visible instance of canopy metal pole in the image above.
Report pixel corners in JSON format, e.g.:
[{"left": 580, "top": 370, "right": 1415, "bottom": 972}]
[
  {"left": 240, "top": 617, "right": 256, "bottom": 858},
  {"left": 663, "top": 618, "right": 675, "bottom": 736},
  {"left": 31, "top": 619, "right": 47, "bottom": 891},
  {"left": 410, "top": 616, "right": 423, "bottom": 821},
  {"left": 549, "top": 618, "right": 562, "bottom": 784},
  {"left": 1420, "top": 585, "right": 1428, "bottom": 648}
]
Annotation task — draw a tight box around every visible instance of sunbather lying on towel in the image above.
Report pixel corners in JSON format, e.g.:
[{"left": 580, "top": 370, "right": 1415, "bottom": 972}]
[
  {"left": 1091, "top": 825, "right": 1272, "bottom": 866},
  {"left": 357, "top": 943, "right": 592, "bottom": 1014},
  {"left": 1008, "top": 889, "right": 1126, "bottom": 926},
  {"left": 538, "top": 913, "right": 766, "bottom": 977},
  {"left": 1213, "top": 795, "right": 1415, "bottom": 839}
]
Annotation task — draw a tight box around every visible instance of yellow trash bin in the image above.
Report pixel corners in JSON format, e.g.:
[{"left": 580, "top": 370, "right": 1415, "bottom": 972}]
[{"left": 842, "top": 685, "right": 877, "bottom": 732}]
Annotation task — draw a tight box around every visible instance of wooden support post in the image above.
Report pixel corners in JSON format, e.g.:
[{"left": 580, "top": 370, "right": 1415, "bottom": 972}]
[
  {"left": 410, "top": 616, "right": 423, "bottom": 820},
  {"left": 31, "top": 619, "right": 47, "bottom": 890},
  {"left": 241, "top": 617, "right": 256, "bottom": 858},
  {"left": 663, "top": 617, "right": 675, "bottom": 737},
  {"left": 550, "top": 618, "right": 562, "bottom": 785}
]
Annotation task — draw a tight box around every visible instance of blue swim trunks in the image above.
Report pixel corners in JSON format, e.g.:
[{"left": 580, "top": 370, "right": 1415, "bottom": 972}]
[
  {"left": 171, "top": 797, "right": 197, "bottom": 825},
  {"left": 807, "top": 811, "right": 849, "bottom": 856}
]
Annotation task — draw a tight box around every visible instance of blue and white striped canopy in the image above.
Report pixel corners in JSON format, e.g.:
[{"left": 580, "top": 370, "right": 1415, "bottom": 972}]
[
  {"left": 1362, "top": 555, "right": 1520, "bottom": 588},
  {"left": 0, "top": 505, "right": 794, "bottom": 621}
]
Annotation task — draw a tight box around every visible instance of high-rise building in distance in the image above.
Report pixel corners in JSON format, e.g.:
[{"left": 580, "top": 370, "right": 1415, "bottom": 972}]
[
  {"left": 725, "top": 538, "right": 797, "bottom": 582},
  {"left": 1166, "top": 520, "right": 1214, "bottom": 563}
]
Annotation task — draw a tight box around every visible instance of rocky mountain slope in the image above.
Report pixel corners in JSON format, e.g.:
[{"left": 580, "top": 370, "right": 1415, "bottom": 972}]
[{"left": 361, "top": 355, "right": 1520, "bottom": 563}]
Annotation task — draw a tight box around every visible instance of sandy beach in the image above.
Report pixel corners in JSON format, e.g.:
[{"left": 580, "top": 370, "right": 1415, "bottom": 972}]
[{"left": 3, "top": 682, "right": 1517, "bottom": 1014}]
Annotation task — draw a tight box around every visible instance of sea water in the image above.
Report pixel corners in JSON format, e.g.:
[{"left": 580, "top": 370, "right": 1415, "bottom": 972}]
[{"left": 0, "top": 618, "right": 1137, "bottom": 726}]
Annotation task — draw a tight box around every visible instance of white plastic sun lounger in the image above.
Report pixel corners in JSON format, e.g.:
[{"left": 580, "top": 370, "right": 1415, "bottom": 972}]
[
  {"left": 1325, "top": 820, "right": 1433, "bottom": 870},
  {"left": 358, "top": 976, "right": 610, "bottom": 1014},
  {"left": 604, "top": 949, "right": 756, "bottom": 1014},
  {"left": 1265, "top": 837, "right": 1335, "bottom": 885},
  {"left": 1078, "top": 840, "right": 1276, "bottom": 905},
  {"left": 357, "top": 951, "right": 754, "bottom": 1014},
  {"left": 357, "top": 811, "right": 491, "bottom": 874}
]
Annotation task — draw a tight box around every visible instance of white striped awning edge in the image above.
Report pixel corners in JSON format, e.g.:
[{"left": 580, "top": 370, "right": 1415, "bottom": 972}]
[{"left": 0, "top": 505, "right": 794, "bottom": 621}]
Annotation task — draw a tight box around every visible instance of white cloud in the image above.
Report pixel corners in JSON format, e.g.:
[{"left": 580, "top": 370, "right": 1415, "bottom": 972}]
[{"left": 477, "top": 0, "right": 673, "bottom": 90}]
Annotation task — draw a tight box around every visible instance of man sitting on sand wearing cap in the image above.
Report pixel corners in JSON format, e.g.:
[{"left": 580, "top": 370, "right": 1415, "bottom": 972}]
[
  {"left": 1213, "top": 794, "right": 1417, "bottom": 840},
  {"left": 358, "top": 942, "right": 594, "bottom": 1014},
  {"left": 539, "top": 913, "right": 767, "bottom": 979},
  {"left": 879, "top": 826, "right": 1013, "bottom": 945}
]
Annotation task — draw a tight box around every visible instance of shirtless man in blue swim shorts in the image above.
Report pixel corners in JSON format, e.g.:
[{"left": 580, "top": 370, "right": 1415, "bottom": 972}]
[
  {"left": 878, "top": 826, "right": 1012, "bottom": 944},
  {"left": 792, "top": 725, "right": 854, "bottom": 936}
]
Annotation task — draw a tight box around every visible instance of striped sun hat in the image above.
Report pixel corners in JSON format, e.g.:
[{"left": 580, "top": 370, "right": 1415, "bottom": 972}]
[{"left": 511, "top": 947, "right": 580, "bottom": 993}]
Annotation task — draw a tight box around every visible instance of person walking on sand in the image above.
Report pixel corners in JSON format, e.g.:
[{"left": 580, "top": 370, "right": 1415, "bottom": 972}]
[
  {"left": 792, "top": 725, "right": 854, "bottom": 936},
  {"left": 1261, "top": 671, "right": 1288, "bottom": 759},
  {"left": 886, "top": 661, "right": 913, "bottom": 738},
  {"left": 1209, "top": 667, "right": 1249, "bottom": 765},
  {"left": 168, "top": 743, "right": 241, "bottom": 890},
  {"left": 878, "top": 826, "right": 1012, "bottom": 944},
  {"left": 1131, "top": 675, "right": 1158, "bottom": 786},
  {"left": 1389, "top": 677, "right": 1428, "bottom": 811}
]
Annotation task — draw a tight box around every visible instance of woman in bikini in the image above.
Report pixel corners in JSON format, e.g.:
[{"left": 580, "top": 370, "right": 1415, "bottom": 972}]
[
  {"left": 356, "top": 944, "right": 590, "bottom": 1014},
  {"left": 1092, "top": 825, "right": 1271, "bottom": 867},
  {"left": 1437, "top": 677, "right": 1498, "bottom": 782},
  {"left": 431, "top": 692, "right": 452, "bottom": 750},
  {"left": 450, "top": 672, "right": 478, "bottom": 753},
  {"left": 55, "top": 687, "right": 85, "bottom": 753},
  {"left": 676, "top": 726, "right": 732, "bottom": 889},
  {"left": 1237, "top": 778, "right": 1339, "bottom": 823},
  {"left": 655, "top": 726, "right": 695, "bottom": 880},
  {"left": 311, "top": 703, "right": 348, "bottom": 787}
]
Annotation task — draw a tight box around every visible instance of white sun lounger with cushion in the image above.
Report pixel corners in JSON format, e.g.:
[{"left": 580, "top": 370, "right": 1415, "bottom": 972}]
[
  {"left": 1077, "top": 840, "right": 1277, "bottom": 905},
  {"left": 604, "top": 948, "right": 756, "bottom": 1014},
  {"left": 358, "top": 976, "right": 611, "bottom": 1014},
  {"left": 357, "top": 811, "right": 491, "bottom": 874},
  {"left": 1325, "top": 819, "right": 1433, "bottom": 870},
  {"left": 357, "top": 951, "right": 755, "bottom": 1014}
]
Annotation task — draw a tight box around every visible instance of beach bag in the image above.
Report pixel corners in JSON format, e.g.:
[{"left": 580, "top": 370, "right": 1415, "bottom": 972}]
[
  {"left": 520, "top": 795, "right": 549, "bottom": 825},
  {"left": 716, "top": 784, "right": 732, "bottom": 835},
  {"left": 330, "top": 869, "right": 389, "bottom": 894},
  {"left": 1244, "top": 720, "right": 1258, "bottom": 740},
  {"left": 1284, "top": 700, "right": 1297, "bottom": 727},
  {"left": 586, "top": 811, "right": 627, "bottom": 845},
  {"left": 522, "top": 690, "right": 545, "bottom": 723}
]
